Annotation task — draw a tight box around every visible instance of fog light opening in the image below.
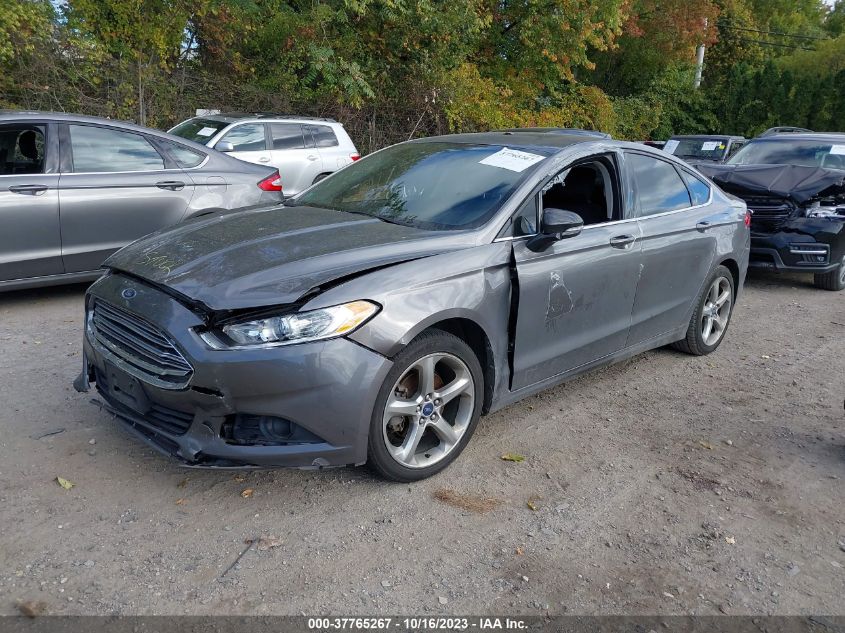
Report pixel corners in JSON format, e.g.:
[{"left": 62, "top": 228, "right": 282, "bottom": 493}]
[{"left": 221, "top": 414, "right": 323, "bottom": 446}]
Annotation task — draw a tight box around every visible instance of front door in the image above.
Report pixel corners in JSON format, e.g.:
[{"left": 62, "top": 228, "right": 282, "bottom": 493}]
[
  {"left": 58, "top": 123, "right": 195, "bottom": 273},
  {"left": 511, "top": 223, "right": 643, "bottom": 390},
  {"left": 0, "top": 122, "right": 63, "bottom": 282}
]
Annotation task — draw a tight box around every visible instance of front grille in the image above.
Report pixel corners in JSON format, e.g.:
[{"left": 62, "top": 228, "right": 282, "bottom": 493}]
[
  {"left": 90, "top": 300, "right": 193, "bottom": 389},
  {"left": 95, "top": 367, "right": 195, "bottom": 435},
  {"left": 745, "top": 196, "right": 795, "bottom": 231}
]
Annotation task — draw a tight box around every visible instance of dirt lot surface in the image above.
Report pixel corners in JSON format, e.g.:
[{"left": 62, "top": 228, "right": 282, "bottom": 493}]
[{"left": 0, "top": 271, "right": 843, "bottom": 616}]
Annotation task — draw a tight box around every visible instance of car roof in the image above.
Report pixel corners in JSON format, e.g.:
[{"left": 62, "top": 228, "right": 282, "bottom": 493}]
[
  {"left": 669, "top": 134, "right": 745, "bottom": 141},
  {"left": 0, "top": 110, "right": 219, "bottom": 152},
  {"left": 197, "top": 112, "right": 338, "bottom": 124},
  {"left": 410, "top": 131, "right": 609, "bottom": 150},
  {"left": 746, "top": 132, "right": 845, "bottom": 142},
  {"left": 499, "top": 127, "right": 611, "bottom": 138}
]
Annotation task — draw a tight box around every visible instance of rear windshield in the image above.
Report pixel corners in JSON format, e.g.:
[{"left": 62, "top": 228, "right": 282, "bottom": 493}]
[
  {"left": 666, "top": 138, "right": 729, "bottom": 161},
  {"left": 293, "top": 141, "right": 553, "bottom": 230},
  {"left": 728, "top": 139, "right": 845, "bottom": 170},
  {"left": 169, "top": 118, "right": 230, "bottom": 143}
]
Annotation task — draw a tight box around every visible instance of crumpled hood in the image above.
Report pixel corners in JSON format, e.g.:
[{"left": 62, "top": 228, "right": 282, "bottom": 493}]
[
  {"left": 697, "top": 164, "right": 845, "bottom": 205},
  {"left": 105, "top": 205, "right": 476, "bottom": 310}
]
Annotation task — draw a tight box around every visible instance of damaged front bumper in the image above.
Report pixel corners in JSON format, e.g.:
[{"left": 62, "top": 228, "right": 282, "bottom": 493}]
[
  {"left": 749, "top": 217, "right": 845, "bottom": 274},
  {"left": 75, "top": 274, "right": 393, "bottom": 469}
]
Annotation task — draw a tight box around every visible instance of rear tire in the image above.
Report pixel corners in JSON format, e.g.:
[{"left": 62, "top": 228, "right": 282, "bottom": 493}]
[
  {"left": 367, "top": 330, "right": 483, "bottom": 482},
  {"left": 813, "top": 254, "right": 845, "bottom": 291},
  {"left": 312, "top": 173, "right": 331, "bottom": 185},
  {"left": 672, "top": 265, "right": 735, "bottom": 356}
]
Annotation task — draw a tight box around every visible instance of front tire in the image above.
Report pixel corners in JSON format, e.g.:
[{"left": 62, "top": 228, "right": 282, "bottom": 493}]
[
  {"left": 367, "top": 330, "right": 484, "bottom": 482},
  {"left": 813, "top": 254, "right": 845, "bottom": 291},
  {"left": 672, "top": 265, "right": 735, "bottom": 356}
]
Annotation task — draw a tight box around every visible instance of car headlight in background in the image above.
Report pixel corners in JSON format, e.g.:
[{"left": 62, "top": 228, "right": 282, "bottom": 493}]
[{"left": 199, "top": 300, "right": 379, "bottom": 349}]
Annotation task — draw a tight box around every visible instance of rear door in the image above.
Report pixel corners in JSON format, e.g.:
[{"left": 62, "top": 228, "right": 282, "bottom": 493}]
[
  {"left": 624, "top": 152, "right": 721, "bottom": 346},
  {"left": 58, "top": 123, "right": 195, "bottom": 273},
  {"left": 305, "top": 124, "right": 350, "bottom": 172},
  {"left": 268, "top": 122, "right": 319, "bottom": 194},
  {"left": 0, "top": 121, "right": 63, "bottom": 281}
]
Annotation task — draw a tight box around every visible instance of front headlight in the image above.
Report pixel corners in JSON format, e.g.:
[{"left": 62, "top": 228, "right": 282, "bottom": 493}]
[{"left": 200, "top": 300, "right": 379, "bottom": 349}]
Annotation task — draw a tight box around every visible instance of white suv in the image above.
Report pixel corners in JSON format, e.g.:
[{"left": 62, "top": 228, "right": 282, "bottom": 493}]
[{"left": 169, "top": 113, "right": 360, "bottom": 196}]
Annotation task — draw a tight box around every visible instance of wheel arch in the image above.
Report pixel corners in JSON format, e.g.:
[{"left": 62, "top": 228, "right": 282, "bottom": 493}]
[
  {"left": 718, "top": 257, "right": 740, "bottom": 296},
  {"left": 420, "top": 317, "right": 496, "bottom": 415}
]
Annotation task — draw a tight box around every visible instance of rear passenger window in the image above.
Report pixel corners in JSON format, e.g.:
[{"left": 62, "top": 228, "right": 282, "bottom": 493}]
[
  {"left": 270, "top": 123, "right": 306, "bottom": 150},
  {"left": 218, "top": 123, "right": 267, "bottom": 152},
  {"left": 627, "top": 153, "right": 691, "bottom": 216},
  {"left": 681, "top": 170, "right": 710, "bottom": 206},
  {"left": 69, "top": 125, "right": 164, "bottom": 172},
  {"left": 161, "top": 141, "right": 206, "bottom": 168},
  {"left": 309, "top": 125, "right": 339, "bottom": 148},
  {"left": 0, "top": 125, "right": 46, "bottom": 175}
]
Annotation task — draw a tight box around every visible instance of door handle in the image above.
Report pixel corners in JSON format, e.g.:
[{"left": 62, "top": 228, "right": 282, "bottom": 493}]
[
  {"left": 696, "top": 221, "right": 712, "bottom": 232},
  {"left": 258, "top": 157, "right": 270, "bottom": 163},
  {"left": 306, "top": 155, "right": 319, "bottom": 161},
  {"left": 155, "top": 181, "right": 185, "bottom": 191},
  {"left": 609, "top": 234, "right": 636, "bottom": 249},
  {"left": 9, "top": 184, "right": 48, "bottom": 195}
]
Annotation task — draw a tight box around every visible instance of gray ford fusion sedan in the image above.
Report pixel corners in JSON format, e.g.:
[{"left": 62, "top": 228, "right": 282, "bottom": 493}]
[{"left": 75, "top": 131, "right": 751, "bottom": 481}]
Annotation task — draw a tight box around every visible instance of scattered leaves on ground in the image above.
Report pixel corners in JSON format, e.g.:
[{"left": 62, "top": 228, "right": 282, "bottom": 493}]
[
  {"left": 698, "top": 440, "right": 714, "bottom": 450},
  {"left": 527, "top": 496, "right": 541, "bottom": 511},
  {"left": 501, "top": 453, "right": 525, "bottom": 462},
  {"left": 725, "top": 536, "right": 736, "bottom": 544},
  {"left": 176, "top": 478, "right": 189, "bottom": 488},
  {"left": 255, "top": 535, "right": 283, "bottom": 551},
  {"left": 175, "top": 498, "right": 187, "bottom": 506},
  {"left": 515, "top": 547, "right": 524, "bottom": 555},
  {"left": 17, "top": 601, "right": 47, "bottom": 618},
  {"left": 55, "top": 477, "right": 74, "bottom": 490},
  {"left": 233, "top": 474, "right": 247, "bottom": 483},
  {"left": 241, "top": 488, "right": 254, "bottom": 498},
  {"left": 433, "top": 488, "right": 501, "bottom": 514}
]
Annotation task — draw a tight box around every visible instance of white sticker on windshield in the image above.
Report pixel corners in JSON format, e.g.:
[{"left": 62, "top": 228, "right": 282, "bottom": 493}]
[
  {"left": 830, "top": 145, "right": 845, "bottom": 155},
  {"left": 479, "top": 147, "right": 545, "bottom": 172},
  {"left": 701, "top": 141, "right": 719, "bottom": 151},
  {"left": 196, "top": 126, "right": 217, "bottom": 137},
  {"left": 663, "top": 139, "right": 679, "bottom": 154}
]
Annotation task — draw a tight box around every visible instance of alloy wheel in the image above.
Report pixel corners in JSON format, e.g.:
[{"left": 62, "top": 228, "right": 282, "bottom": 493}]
[
  {"left": 382, "top": 353, "right": 475, "bottom": 469},
  {"left": 701, "top": 276, "right": 732, "bottom": 346}
]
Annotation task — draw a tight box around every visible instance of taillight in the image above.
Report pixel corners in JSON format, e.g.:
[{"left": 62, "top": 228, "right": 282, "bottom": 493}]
[
  {"left": 744, "top": 210, "right": 752, "bottom": 227},
  {"left": 350, "top": 153, "right": 361, "bottom": 162},
  {"left": 258, "top": 171, "right": 283, "bottom": 192}
]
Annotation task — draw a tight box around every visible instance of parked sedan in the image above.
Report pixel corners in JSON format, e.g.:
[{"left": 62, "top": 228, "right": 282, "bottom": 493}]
[
  {"left": 75, "top": 133, "right": 750, "bottom": 481},
  {"left": 0, "top": 111, "right": 282, "bottom": 291}
]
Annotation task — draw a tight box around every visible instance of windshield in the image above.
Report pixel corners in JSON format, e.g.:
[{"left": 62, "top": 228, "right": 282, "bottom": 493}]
[
  {"left": 169, "top": 118, "right": 229, "bottom": 144},
  {"left": 293, "top": 142, "right": 553, "bottom": 230},
  {"left": 666, "top": 138, "right": 729, "bottom": 161},
  {"left": 727, "top": 139, "right": 845, "bottom": 169}
]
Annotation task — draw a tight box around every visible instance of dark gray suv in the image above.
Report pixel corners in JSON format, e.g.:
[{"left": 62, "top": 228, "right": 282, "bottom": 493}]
[{"left": 0, "top": 111, "right": 282, "bottom": 291}]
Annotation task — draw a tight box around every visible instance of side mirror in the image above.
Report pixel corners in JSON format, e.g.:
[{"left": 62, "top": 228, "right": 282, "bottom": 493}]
[
  {"left": 527, "top": 208, "right": 584, "bottom": 252},
  {"left": 216, "top": 140, "right": 234, "bottom": 152}
]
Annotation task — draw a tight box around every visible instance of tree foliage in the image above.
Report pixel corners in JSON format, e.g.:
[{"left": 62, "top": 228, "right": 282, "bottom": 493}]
[{"left": 0, "top": 0, "right": 842, "bottom": 152}]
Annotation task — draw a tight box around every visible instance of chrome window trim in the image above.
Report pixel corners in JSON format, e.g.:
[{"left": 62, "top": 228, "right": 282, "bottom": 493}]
[{"left": 59, "top": 155, "right": 210, "bottom": 176}]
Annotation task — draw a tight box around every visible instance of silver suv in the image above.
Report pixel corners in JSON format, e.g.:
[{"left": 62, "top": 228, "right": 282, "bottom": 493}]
[{"left": 169, "top": 113, "right": 360, "bottom": 195}]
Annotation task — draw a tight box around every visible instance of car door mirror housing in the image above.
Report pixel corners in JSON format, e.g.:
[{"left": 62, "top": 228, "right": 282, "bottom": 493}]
[
  {"left": 216, "top": 141, "right": 234, "bottom": 152},
  {"left": 527, "top": 208, "right": 584, "bottom": 251}
]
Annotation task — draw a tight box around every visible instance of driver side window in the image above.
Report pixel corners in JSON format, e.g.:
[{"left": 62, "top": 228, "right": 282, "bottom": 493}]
[{"left": 541, "top": 156, "right": 619, "bottom": 226}]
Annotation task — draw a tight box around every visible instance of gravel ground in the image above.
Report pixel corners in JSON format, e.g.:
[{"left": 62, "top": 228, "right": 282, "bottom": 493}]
[{"left": 0, "top": 270, "right": 843, "bottom": 616}]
